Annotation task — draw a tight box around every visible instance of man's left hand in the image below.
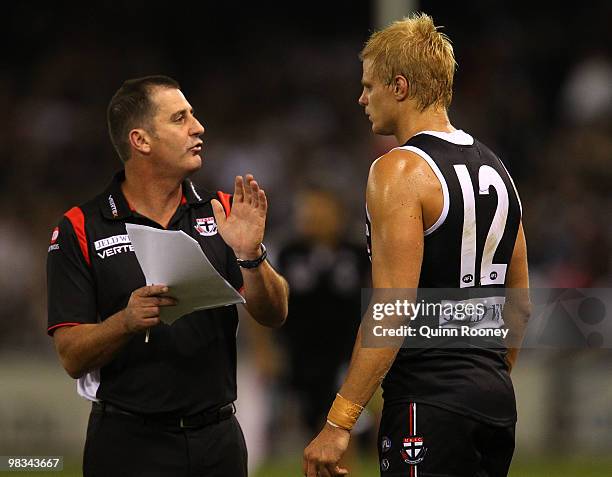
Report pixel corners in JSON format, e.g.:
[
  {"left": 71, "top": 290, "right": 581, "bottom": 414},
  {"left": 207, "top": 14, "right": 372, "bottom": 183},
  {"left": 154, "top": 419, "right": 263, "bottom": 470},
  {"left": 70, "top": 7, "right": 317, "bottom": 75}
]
[
  {"left": 303, "top": 423, "right": 350, "bottom": 477},
  {"left": 212, "top": 174, "right": 267, "bottom": 260}
]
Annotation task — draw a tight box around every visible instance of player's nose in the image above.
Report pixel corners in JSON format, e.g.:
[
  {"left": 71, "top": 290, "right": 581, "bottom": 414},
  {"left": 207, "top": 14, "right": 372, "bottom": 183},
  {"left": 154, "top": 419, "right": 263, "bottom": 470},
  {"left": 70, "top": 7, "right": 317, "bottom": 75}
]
[{"left": 358, "top": 90, "right": 368, "bottom": 107}]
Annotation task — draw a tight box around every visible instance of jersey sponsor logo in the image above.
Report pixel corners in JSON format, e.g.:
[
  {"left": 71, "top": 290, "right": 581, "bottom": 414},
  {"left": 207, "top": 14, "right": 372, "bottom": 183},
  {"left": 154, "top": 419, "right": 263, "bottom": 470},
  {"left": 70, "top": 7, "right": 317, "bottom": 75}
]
[
  {"left": 50, "top": 227, "right": 59, "bottom": 244},
  {"left": 108, "top": 195, "right": 118, "bottom": 217},
  {"left": 400, "top": 436, "right": 427, "bottom": 465},
  {"left": 97, "top": 244, "right": 134, "bottom": 259},
  {"left": 48, "top": 227, "right": 60, "bottom": 252},
  {"left": 94, "top": 234, "right": 134, "bottom": 259},
  {"left": 380, "top": 458, "right": 390, "bottom": 471},
  {"left": 195, "top": 217, "right": 217, "bottom": 236},
  {"left": 94, "top": 234, "right": 130, "bottom": 251},
  {"left": 381, "top": 436, "right": 392, "bottom": 453},
  {"left": 439, "top": 297, "right": 505, "bottom": 328}
]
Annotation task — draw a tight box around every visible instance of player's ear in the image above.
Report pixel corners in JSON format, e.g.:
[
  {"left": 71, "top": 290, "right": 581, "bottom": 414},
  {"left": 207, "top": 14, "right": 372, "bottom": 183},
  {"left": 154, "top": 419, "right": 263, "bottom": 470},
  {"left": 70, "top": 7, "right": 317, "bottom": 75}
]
[
  {"left": 393, "top": 75, "right": 409, "bottom": 101},
  {"left": 129, "top": 128, "right": 151, "bottom": 155}
]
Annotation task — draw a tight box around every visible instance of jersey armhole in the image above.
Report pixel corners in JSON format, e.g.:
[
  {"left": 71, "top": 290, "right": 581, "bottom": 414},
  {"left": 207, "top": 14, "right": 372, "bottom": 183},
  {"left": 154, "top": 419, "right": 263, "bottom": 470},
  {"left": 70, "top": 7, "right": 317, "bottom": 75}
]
[{"left": 394, "top": 145, "right": 450, "bottom": 236}]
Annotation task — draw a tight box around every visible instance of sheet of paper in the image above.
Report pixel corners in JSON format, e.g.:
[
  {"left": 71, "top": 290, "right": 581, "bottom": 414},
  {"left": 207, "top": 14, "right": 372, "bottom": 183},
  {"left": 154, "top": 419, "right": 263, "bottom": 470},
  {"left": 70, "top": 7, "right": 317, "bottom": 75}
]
[{"left": 126, "top": 223, "right": 245, "bottom": 325}]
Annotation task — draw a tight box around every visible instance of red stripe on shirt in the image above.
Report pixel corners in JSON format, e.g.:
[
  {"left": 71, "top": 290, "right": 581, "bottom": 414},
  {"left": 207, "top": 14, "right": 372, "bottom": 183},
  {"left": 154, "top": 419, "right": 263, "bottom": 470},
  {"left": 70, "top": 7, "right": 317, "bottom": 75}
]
[
  {"left": 409, "top": 402, "right": 413, "bottom": 436},
  {"left": 217, "top": 191, "right": 232, "bottom": 217},
  {"left": 64, "top": 206, "right": 90, "bottom": 266},
  {"left": 47, "top": 322, "right": 82, "bottom": 335}
]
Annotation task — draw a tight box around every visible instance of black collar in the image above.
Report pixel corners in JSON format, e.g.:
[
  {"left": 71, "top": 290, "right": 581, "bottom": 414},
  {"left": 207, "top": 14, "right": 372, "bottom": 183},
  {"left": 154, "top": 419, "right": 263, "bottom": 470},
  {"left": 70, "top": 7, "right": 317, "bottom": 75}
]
[{"left": 99, "top": 170, "right": 213, "bottom": 221}]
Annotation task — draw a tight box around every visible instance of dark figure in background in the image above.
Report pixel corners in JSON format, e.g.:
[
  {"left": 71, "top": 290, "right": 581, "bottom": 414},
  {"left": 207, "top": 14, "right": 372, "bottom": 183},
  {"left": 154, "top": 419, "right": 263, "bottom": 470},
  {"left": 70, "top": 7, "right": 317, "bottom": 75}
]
[{"left": 278, "top": 188, "right": 370, "bottom": 435}]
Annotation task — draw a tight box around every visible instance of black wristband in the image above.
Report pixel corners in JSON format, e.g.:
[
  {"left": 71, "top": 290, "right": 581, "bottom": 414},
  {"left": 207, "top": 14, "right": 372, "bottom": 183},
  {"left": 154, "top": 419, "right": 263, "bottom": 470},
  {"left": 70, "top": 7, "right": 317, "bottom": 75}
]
[{"left": 236, "top": 243, "right": 267, "bottom": 269}]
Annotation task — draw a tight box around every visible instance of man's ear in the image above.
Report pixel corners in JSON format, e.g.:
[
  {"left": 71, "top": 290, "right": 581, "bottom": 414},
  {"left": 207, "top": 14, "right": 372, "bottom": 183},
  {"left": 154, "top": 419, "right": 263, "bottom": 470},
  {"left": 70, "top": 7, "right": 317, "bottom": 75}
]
[
  {"left": 129, "top": 128, "right": 151, "bottom": 155},
  {"left": 392, "top": 75, "right": 409, "bottom": 101}
]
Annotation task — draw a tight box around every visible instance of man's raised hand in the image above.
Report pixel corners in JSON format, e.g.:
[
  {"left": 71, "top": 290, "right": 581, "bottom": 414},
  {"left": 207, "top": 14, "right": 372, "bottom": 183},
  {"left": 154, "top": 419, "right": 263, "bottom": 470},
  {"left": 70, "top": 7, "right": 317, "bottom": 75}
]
[{"left": 211, "top": 174, "right": 267, "bottom": 260}]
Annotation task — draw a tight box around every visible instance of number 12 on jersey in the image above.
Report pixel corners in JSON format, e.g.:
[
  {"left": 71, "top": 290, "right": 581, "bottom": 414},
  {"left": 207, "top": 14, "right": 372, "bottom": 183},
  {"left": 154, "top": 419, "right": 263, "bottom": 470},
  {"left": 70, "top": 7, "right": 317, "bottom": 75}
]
[{"left": 454, "top": 164, "right": 509, "bottom": 288}]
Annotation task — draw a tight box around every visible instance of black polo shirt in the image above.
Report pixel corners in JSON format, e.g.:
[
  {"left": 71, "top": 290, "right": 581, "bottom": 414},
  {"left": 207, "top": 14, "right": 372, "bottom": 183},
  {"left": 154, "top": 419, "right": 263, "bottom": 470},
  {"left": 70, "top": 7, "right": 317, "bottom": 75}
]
[{"left": 47, "top": 171, "right": 243, "bottom": 416}]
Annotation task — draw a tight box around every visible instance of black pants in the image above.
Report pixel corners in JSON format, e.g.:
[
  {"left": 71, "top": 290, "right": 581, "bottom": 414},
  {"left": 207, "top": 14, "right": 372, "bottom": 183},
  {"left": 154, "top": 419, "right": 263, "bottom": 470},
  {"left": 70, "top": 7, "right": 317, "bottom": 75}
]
[
  {"left": 377, "top": 402, "right": 515, "bottom": 477},
  {"left": 83, "top": 405, "right": 248, "bottom": 477}
]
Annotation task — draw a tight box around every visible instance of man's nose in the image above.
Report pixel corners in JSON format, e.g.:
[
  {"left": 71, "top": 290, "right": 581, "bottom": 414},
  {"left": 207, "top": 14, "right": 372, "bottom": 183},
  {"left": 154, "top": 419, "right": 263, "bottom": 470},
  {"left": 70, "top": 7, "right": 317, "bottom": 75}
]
[{"left": 192, "top": 118, "right": 205, "bottom": 136}]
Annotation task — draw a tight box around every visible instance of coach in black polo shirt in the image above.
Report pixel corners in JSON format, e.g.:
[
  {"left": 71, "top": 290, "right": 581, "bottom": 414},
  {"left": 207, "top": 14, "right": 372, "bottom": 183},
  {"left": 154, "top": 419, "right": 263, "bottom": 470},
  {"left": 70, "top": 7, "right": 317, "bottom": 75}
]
[{"left": 46, "top": 76, "right": 289, "bottom": 477}]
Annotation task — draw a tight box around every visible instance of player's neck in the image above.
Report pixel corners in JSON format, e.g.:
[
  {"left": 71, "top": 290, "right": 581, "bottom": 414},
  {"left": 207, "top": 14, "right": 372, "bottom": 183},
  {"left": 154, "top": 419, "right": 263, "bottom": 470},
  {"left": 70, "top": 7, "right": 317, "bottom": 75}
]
[
  {"left": 395, "top": 107, "right": 455, "bottom": 145},
  {"left": 122, "top": 165, "right": 184, "bottom": 228}
]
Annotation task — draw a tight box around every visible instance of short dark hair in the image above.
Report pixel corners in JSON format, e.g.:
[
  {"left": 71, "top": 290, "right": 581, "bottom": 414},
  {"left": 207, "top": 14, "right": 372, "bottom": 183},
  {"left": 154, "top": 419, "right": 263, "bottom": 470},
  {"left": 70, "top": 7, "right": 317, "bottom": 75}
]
[{"left": 107, "top": 75, "right": 180, "bottom": 163}]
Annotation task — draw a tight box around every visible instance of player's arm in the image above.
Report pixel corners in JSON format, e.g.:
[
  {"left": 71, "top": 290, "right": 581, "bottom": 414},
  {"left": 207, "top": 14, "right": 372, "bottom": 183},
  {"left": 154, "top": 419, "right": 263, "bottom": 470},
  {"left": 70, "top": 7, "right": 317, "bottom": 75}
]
[
  {"left": 503, "top": 222, "right": 531, "bottom": 373},
  {"left": 303, "top": 150, "right": 425, "bottom": 477},
  {"left": 53, "top": 286, "right": 176, "bottom": 379},
  {"left": 333, "top": 151, "right": 424, "bottom": 407}
]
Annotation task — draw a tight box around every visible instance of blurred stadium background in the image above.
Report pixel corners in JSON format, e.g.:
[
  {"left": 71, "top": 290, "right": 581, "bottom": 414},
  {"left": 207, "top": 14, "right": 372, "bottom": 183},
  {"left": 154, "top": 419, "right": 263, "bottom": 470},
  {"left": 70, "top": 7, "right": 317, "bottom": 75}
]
[{"left": 1, "top": 0, "right": 611, "bottom": 475}]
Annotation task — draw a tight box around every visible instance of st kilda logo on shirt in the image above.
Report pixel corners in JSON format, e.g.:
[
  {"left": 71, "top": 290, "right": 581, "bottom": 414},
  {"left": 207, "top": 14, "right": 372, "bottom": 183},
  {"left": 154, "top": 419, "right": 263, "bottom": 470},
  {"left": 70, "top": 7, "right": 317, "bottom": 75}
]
[{"left": 195, "top": 217, "right": 218, "bottom": 236}]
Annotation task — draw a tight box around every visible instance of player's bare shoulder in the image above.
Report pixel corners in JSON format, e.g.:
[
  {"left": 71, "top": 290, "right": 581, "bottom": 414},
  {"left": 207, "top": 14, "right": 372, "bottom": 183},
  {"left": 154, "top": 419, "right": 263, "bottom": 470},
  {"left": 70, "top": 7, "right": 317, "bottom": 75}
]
[
  {"left": 367, "top": 148, "right": 442, "bottom": 218},
  {"left": 369, "top": 148, "right": 441, "bottom": 190}
]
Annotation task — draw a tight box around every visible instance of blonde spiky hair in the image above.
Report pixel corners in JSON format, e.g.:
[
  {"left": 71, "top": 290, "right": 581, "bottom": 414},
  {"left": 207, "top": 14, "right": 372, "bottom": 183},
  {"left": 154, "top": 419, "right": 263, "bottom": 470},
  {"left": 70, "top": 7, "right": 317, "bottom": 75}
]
[{"left": 360, "top": 13, "right": 457, "bottom": 111}]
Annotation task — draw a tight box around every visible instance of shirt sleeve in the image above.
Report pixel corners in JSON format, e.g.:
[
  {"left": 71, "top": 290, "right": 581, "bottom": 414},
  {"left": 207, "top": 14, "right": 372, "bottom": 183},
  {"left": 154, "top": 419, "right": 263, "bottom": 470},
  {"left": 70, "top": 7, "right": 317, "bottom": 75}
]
[{"left": 46, "top": 216, "right": 97, "bottom": 336}]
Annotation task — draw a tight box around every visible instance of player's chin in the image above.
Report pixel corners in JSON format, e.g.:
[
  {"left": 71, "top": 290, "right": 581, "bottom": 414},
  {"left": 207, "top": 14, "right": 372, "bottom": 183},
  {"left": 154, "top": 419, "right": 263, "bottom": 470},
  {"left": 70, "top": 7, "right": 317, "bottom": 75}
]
[
  {"left": 369, "top": 118, "right": 381, "bottom": 133},
  {"left": 372, "top": 122, "right": 393, "bottom": 136},
  {"left": 371, "top": 122, "right": 385, "bottom": 134}
]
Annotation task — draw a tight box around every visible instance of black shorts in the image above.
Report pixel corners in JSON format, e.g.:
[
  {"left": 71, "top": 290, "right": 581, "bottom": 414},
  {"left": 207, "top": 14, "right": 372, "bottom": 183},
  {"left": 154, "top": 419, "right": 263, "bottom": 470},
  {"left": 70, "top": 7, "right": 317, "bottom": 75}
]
[
  {"left": 83, "top": 404, "right": 248, "bottom": 477},
  {"left": 377, "top": 402, "right": 515, "bottom": 477}
]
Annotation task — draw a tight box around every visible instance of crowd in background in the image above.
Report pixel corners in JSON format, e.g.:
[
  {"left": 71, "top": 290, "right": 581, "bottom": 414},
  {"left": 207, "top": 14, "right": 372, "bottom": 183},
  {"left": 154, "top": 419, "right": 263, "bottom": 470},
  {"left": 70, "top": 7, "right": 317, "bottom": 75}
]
[{"left": 2, "top": 2, "right": 610, "bottom": 348}]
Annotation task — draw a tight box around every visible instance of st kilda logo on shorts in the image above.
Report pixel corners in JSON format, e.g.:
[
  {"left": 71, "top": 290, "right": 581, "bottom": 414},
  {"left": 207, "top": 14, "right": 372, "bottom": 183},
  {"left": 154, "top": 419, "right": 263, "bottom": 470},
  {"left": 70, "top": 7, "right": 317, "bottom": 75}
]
[
  {"left": 400, "top": 436, "right": 427, "bottom": 465},
  {"left": 401, "top": 402, "right": 427, "bottom": 466},
  {"left": 195, "top": 217, "right": 218, "bottom": 236}
]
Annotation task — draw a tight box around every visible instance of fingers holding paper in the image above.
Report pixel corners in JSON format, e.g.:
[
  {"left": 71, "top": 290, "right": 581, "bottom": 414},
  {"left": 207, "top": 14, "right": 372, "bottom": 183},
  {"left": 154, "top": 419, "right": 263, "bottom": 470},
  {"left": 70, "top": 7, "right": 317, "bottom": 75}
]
[
  {"left": 211, "top": 174, "right": 267, "bottom": 260},
  {"left": 122, "top": 285, "right": 178, "bottom": 334}
]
